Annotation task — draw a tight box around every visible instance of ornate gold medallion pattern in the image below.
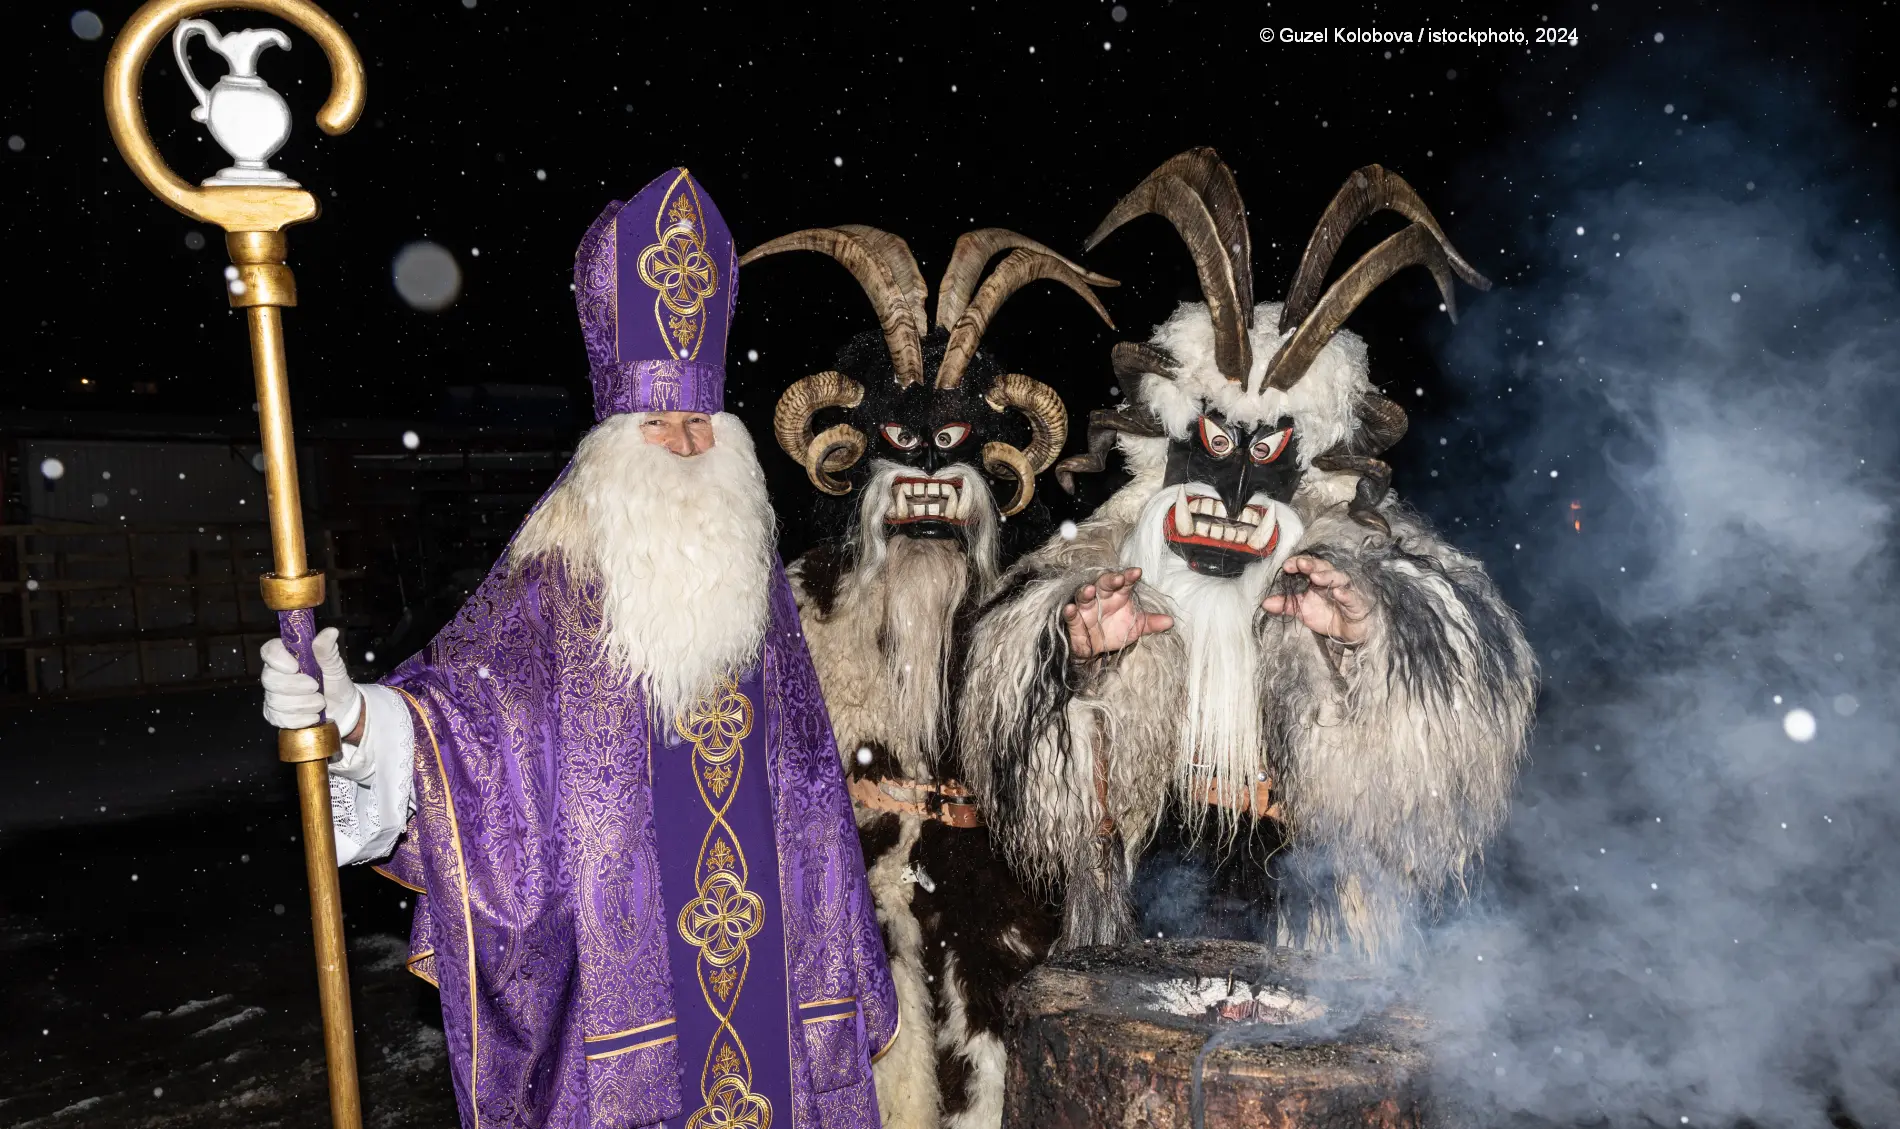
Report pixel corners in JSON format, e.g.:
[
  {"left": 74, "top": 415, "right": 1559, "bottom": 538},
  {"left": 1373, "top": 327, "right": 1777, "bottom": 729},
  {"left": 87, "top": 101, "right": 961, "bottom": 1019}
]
[
  {"left": 637, "top": 173, "right": 719, "bottom": 361},
  {"left": 675, "top": 678, "right": 770, "bottom": 1129}
]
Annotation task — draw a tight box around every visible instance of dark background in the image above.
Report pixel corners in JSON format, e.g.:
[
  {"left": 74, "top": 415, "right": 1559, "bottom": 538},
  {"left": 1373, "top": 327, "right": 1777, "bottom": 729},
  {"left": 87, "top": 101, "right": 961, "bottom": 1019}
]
[
  {"left": 4, "top": 3, "right": 1900, "bottom": 1127},
  {"left": 7, "top": 0, "right": 1890, "bottom": 564}
]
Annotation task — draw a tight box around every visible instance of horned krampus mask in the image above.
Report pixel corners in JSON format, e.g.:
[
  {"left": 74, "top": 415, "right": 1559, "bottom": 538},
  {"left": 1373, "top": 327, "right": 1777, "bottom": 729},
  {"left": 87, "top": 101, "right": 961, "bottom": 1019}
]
[
  {"left": 742, "top": 227, "right": 1115, "bottom": 538},
  {"left": 1060, "top": 149, "right": 1490, "bottom": 577}
]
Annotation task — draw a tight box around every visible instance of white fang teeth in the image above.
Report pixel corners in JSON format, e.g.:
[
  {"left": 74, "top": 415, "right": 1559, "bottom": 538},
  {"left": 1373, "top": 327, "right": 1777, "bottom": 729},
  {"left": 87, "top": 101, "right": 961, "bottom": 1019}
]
[
  {"left": 953, "top": 481, "right": 971, "bottom": 519},
  {"left": 1193, "top": 518, "right": 1214, "bottom": 538},
  {"left": 1247, "top": 511, "right": 1277, "bottom": 550},
  {"left": 1173, "top": 486, "right": 1193, "bottom": 536}
]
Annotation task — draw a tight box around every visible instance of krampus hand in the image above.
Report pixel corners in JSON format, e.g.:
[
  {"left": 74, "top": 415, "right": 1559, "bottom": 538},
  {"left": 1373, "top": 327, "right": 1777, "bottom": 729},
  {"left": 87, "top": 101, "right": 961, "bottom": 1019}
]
[
  {"left": 1261, "top": 555, "right": 1372, "bottom": 645},
  {"left": 1064, "top": 567, "right": 1174, "bottom": 661}
]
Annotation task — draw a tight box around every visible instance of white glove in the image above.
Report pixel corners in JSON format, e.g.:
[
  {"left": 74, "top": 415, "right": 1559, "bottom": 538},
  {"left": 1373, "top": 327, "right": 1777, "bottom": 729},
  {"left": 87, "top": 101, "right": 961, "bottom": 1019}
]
[{"left": 260, "top": 627, "right": 371, "bottom": 779}]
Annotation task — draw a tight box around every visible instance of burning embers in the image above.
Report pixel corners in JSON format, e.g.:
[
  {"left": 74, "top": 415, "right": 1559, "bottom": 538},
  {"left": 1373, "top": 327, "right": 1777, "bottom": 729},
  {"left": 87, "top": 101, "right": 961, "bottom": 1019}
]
[
  {"left": 886, "top": 475, "right": 972, "bottom": 526},
  {"left": 1144, "top": 976, "right": 1329, "bottom": 1026},
  {"left": 1166, "top": 484, "right": 1280, "bottom": 556}
]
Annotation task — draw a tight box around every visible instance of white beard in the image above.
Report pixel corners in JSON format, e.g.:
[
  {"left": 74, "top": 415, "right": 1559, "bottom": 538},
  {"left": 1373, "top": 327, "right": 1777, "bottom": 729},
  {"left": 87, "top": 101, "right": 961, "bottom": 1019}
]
[
  {"left": 509, "top": 412, "right": 776, "bottom": 719},
  {"left": 1120, "top": 484, "right": 1304, "bottom": 838},
  {"left": 832, "top": 459, "right": 1001, "bottom": 769}
]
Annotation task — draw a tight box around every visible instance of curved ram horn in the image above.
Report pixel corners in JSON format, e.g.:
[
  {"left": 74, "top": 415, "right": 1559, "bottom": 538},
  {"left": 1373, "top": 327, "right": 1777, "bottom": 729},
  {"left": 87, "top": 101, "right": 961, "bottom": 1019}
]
[
  {"left": 938, "top": 249, "right": 1116, "bottom": 390},
  {"left": 1264, "top": 223, "right": 1466, "bottom": 392},
  {"left": 981, "top": 441, "right": 1036, "bottom": 516},
  {"left": 1111, "top": 341, "right": 1180, "bottom": 384},
  {"left": 1053, "top": 406, "right": 1166, "bottom": 494},
  {"left": 984, "top": 372, "right": 1069, "bottom": 474},
  {"left": 936, "top": 228, "right": 1116, "bottom": 330},
  {"left": 806, "top": 423, "right": 868, "bottom": 496},
  {"left": 740, "top": 227, "right": 929, "bottom": 388},
  {"left": 1355, "top": 393, "right": 1409, "bottom": 456},
  {"left": 1085, "top": 148, "right": 1252, "bottom": 381},
  {"left": 834, "top": 224, "right": 930, "bottom": 338},
  {"left": 1311, "top": 453, "right": 1394, "bottom": 535},
  {"left": 1279, "top": 164, "right": 1489, "bottom": 335},
  {"left": 773, "top": 370, "right": 867, "bottom": 495}
]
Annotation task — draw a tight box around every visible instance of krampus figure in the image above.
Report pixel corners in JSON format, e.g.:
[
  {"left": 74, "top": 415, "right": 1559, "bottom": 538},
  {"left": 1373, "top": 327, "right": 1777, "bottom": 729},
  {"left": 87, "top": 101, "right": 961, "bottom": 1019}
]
[
  {"left": 959, "top": 150, "right": 1538, "bottom": 960},
  {"left": 742, "top": 227, "right": 1115, "bottom": 1129}
]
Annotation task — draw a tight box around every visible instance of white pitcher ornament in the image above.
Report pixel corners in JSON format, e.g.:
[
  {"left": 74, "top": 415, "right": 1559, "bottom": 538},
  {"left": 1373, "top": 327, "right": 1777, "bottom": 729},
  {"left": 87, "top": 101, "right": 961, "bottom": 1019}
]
[{"left": 173, "top": 19, "right": 299, "bottom": 186}]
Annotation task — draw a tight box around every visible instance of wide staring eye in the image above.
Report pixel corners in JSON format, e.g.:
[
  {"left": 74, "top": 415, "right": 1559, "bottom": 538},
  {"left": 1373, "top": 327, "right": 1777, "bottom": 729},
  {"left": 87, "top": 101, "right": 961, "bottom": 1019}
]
[
  {"left": 1251, "top": 427, "right": 1293, "bottom": 464},
  {"left": 934, "top": 423, "right": 971, "bottom": 449},
  {"left": 1198, "top": 416, "right": 1234, "bottom": 457},
  {"left": 880, "top": 424, "right": 921, "bottom": 451}
]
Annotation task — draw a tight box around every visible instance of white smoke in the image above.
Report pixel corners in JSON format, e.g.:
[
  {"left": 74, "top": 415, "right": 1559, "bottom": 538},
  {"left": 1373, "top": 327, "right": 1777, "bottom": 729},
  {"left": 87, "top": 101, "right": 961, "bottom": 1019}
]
[{"left": 1413, "top": 38, "right": 1900, "bottom": 1129}]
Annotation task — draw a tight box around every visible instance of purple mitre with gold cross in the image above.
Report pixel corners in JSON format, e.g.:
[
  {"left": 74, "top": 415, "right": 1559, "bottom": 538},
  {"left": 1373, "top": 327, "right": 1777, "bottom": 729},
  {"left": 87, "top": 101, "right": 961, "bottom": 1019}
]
[{"left": 574, "top": 168, "right": 737, "bottom": 420}]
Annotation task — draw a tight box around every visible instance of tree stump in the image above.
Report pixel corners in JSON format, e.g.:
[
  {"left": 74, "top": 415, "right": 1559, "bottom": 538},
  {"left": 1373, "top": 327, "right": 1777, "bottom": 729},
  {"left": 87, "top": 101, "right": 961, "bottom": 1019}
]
[{"left": 1004, "top": 939, "right": 1429, "bottom": 1129}]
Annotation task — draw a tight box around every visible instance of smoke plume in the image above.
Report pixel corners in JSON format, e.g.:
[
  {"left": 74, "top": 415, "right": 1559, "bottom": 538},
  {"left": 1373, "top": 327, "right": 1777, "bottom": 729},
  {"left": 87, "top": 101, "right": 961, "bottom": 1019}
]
[{"left": 1413, "top": 31, "right": 1900, "bottom": 1129}]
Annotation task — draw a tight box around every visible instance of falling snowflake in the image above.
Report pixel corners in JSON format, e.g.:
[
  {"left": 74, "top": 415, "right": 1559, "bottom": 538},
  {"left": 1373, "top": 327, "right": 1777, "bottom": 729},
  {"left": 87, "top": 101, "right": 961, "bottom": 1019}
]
[
  {"left": 402, "top": 430, "right": 420, "bottom": 450},
  {"left": 39, "top": 457, "right": 64, "bottom": 480},
  {"left": 1782, "top": 708, "right": 1817, "bottom": 743},
  {"left": 393, "top": 242, "right": 462, "bottom": 311}
]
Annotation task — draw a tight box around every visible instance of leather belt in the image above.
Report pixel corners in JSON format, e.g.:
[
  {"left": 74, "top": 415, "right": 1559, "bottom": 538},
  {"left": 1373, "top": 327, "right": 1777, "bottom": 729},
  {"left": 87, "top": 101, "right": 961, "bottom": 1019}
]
[
  {"left": 848, "top": 775, "right": 985, "bottom": 829},
  {"left": 1093, "top": 730, "right": 1280, "bottom": 837}
]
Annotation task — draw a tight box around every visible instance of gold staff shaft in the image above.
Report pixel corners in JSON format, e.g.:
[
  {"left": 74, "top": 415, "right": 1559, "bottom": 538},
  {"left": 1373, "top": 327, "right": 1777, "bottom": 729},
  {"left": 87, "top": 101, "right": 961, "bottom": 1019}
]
[{"left": 103, "top": 5, "right": 368, "bottom": 1128}]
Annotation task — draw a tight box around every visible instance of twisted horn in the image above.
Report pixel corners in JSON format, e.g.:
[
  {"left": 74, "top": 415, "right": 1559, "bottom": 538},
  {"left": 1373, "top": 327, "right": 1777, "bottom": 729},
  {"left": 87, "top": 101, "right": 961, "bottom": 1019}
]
[
  {"left": 835, "top": 224, "right": 930, "bottom": 338},
  {"left": 1111, "top": 341, "right": 1180, "bottom": 384},
  {"left": 984, "top": 372, "right": 1069, "bottom": 474},
  {"left": 936, "top": 228, "right": 1116, "bottom": 330},
  {"left": 741, "top": 227, "right": 928, "bottom": 387},
  {"left": 1279, "top": 165, "right": 1489, "bottom": 335},
  {"left": 773, "top": 370, "right": 867, "bottom": 494},
  {"left": 938, "top": 249, "right": 1116, "bottom": 389},
  {"left": 1311, "top": 453, "right": 1394, "bottom": 535},
  {"left": 1053, "top": 406, "right": 1166, "bottom": 494},
  {"left": 1263, "top": 223, "right": 1469, "bottom": 391},
  {"left": 1085, "top": 148, "right": 1252, "bottom": 381},
  {"left": 806, "top": 423, "right": 868, "bottom": 496},
  {"left": 1354, "top": 393, "right": 1409, "bottom": 456},
  {"left": 981, "top": 441, "right": 1036, "bottom": 516}
]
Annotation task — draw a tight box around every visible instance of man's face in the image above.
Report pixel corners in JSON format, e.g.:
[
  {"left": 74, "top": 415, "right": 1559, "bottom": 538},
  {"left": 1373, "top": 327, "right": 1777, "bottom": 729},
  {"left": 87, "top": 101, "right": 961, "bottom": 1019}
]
[{"left": 641, "top": 411, "right": 716, "bottom": 457}]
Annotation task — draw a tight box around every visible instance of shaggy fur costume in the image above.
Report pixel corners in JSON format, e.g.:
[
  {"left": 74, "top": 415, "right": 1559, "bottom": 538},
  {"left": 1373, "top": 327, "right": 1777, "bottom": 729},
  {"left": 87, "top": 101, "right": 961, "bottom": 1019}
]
[
  {"left": 790, "top": 458, "right": 1060, "bottom": 1129},
  {"left": 959, "top": 303, "right": 1538, "bottom": 959}
]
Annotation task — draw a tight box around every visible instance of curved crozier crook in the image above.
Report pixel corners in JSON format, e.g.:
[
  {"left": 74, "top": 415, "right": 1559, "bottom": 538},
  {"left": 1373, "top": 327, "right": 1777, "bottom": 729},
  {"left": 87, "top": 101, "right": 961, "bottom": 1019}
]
[{"left": 105, "top": 0, "right": 366, "bottom": 232}]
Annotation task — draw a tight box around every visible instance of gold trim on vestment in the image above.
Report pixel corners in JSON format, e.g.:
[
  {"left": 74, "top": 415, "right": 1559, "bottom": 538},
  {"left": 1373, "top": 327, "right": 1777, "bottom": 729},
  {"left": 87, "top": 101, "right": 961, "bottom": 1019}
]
[
  {"left": 674, "top": 676, "right": 771, "bottom": 1129},
  {"left": 371, "top": 864, "right": 427, "bottom": 894},
  {"left": 396, "top": 687, "right": 480, "bottom": 1129},
  {"left": 798, "top": 996, "right": 856, "bottom": 1009},
  {"left": 585, "top": 1033, "right": 679, "bottom": 1062},
  {"left": 406, "top": 949, "right": 440, "bottom": 989},
  {"left": 585, "top": 1017, "right": 677, "bottom": 1043},
  {"left": 870, "top": 1013, "right": 901, "bottom": 1065},
  {"left": 800, "top": 1012, "right": 854, "bottom": 1026}
]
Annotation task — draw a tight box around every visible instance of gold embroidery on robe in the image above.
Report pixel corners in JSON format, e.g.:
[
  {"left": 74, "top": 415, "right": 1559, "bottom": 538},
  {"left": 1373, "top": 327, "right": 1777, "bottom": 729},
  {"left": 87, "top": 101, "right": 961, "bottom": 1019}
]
[
  {"left": 637, "top": 171, "right": 719, "bottom": 362},
  {"left": 675, "top": 678, "right": 770, "bottom": 1129}
]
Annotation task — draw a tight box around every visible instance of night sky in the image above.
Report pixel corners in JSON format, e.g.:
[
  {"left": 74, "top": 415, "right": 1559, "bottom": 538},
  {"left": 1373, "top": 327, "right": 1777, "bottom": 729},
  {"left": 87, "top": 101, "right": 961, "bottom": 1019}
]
[
  {"left": 6, "top": 1, "right": 1888, "bottom": 435},
  {"left": 6, "top": 6, "right": 1900, "bottom": 1124}
]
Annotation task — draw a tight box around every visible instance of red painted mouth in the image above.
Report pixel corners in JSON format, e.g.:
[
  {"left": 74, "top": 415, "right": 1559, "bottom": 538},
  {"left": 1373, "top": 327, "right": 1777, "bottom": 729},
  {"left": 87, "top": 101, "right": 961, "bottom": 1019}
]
[{"left": 1164, "top": 504, "right": 1279, "bottom": 557}]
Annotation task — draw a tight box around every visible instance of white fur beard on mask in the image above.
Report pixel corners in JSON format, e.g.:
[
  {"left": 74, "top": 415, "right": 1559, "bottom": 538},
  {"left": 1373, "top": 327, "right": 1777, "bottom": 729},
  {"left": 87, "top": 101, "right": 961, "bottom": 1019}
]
[
  {"left": 509, "top": 412, "right": 776, "bottom": 719},
  {"left": 1121, "top": 485, "right": 1304, "bottom": 840},
  {"left": 850, "top": 459, "right": 1001, "bottom": 593},
  {"left": 840, "top": 460, "right": 1000, "bottom": 765}
]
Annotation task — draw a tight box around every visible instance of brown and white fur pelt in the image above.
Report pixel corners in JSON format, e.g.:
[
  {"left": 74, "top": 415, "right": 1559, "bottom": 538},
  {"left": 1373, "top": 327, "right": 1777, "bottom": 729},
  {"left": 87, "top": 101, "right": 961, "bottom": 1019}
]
[
  {"left": 959, "top": 302, "right": 1537, "bottom": 960},
  {"left": 789, "top": 458, "right": 1058, "bottom": 1129}
]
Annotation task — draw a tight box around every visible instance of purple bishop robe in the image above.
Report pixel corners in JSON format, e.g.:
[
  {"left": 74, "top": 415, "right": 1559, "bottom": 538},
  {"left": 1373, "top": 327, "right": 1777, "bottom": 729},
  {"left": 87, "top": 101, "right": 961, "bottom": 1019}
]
[{"left": 371, "top": 550, "right": 897, "bottom": 1129}]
